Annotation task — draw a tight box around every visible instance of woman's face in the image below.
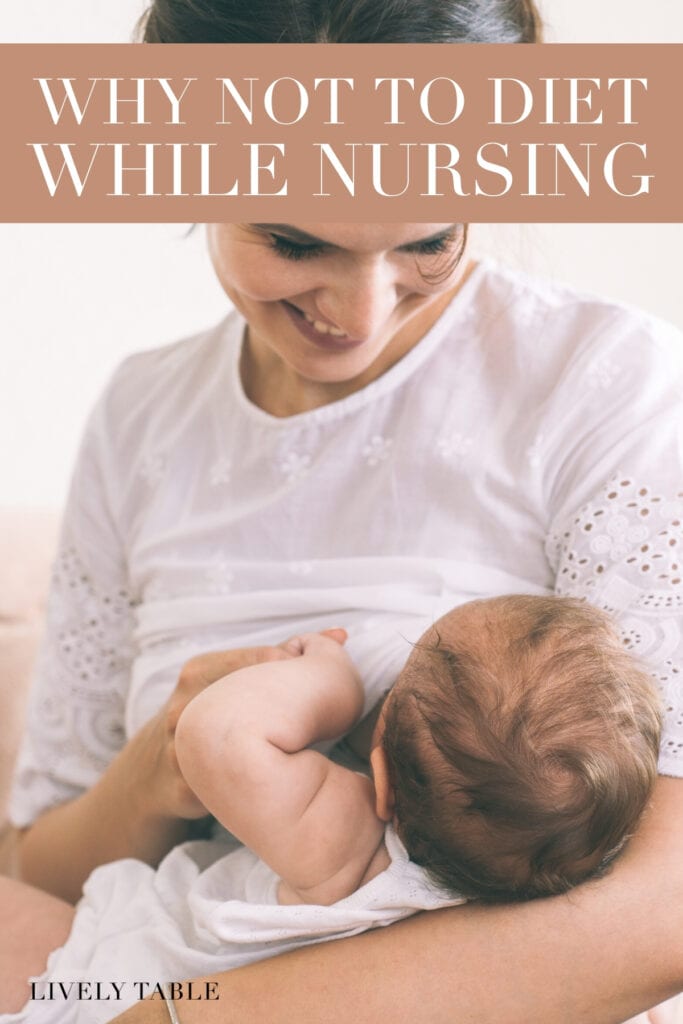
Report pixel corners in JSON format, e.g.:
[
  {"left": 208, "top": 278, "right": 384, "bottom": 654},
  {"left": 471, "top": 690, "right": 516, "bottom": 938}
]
[{"left": 207, "top": 222, "right": 470, "bottom": 410}]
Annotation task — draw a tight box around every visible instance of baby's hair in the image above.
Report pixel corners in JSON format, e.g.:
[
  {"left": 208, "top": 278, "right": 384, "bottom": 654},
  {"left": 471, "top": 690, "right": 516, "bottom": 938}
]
[{"left": 382, "top": 596, "right": 661, "bottom": 902}]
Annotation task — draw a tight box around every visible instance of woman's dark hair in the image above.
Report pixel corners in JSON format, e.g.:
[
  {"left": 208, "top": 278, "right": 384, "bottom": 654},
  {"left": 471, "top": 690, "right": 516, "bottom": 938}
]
[{"left": 139, "top": 0, "right": 542, "bottom": 45}]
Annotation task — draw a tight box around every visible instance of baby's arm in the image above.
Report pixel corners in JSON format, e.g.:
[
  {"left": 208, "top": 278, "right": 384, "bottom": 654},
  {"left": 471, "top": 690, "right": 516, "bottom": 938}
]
[{"left": 175, "top": 633, "right": 388, "bottom": 906}]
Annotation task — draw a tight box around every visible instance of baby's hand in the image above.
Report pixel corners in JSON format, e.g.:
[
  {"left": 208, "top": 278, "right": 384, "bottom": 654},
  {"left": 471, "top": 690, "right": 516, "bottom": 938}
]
[
  {"left": 280, "top": 628, "right": 348, "bottom": 657},
  {"left": 278, "top": 630, "right": 362, "bottom": 714}
]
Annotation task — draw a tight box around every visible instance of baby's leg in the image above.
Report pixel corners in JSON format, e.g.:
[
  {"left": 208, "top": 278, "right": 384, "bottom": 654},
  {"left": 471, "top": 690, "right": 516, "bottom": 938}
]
[{"left": 0, "top": 876, "right": 74, "bottom": 1013}]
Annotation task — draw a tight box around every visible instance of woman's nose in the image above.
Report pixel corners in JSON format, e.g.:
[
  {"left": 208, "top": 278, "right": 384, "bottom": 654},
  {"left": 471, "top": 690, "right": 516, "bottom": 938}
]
[{"left": 314, "top": 259, "right": 400, "bottom": 341}]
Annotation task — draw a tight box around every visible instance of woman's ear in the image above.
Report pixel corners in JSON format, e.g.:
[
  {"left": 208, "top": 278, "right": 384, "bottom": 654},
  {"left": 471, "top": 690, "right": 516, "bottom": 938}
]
[{"left": 370, "top": 745, "right": 395, "bottom": 822}]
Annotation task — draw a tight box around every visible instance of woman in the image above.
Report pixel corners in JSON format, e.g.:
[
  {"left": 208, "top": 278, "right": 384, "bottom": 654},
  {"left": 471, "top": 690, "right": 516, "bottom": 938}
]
[{"left": 3, "top": 3, "right": 683, "bottom": 1023}]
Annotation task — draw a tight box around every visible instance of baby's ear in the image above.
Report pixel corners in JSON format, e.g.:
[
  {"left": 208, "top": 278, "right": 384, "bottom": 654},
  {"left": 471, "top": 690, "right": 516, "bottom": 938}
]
[{"left": 370, "top": 746, "right": 395, "bottom": 822}]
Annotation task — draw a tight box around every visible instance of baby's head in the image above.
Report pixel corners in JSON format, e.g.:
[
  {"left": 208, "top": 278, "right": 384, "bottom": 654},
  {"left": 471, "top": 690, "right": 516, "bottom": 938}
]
[{"left": 373, "top": 595, "right": 661, "bottom": 902}]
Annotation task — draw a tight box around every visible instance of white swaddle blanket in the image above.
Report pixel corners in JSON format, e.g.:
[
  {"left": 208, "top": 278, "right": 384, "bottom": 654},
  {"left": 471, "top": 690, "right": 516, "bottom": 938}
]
[{"left": 7, "top": 826, "right": 461, "bottom": 1024}]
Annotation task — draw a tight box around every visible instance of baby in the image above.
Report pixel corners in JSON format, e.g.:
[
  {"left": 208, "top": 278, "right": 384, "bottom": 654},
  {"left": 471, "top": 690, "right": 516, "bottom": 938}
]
[
  {"left": 177, "top": 594, "right": 662, "bottom": 906},
  {"left": 33, "top": 595, "right": 662, "bottom": 1024}
]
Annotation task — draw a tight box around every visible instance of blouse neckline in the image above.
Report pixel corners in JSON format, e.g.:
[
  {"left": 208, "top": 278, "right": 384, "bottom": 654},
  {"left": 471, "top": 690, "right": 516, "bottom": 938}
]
[{"left": 226, "top": 259, "right": 488, "bottom": 428}]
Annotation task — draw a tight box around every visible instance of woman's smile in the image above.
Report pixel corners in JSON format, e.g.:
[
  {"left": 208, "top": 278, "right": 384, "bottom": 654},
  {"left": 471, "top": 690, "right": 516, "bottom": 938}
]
[{"left": 281, "top": 300, "right": 367, "bottom": 351}]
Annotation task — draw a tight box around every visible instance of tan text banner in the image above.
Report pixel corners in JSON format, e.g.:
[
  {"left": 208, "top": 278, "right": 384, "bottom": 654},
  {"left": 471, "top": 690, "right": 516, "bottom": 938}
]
[{"left": 0, "top": 44, "right": 681, "bottom": 221}]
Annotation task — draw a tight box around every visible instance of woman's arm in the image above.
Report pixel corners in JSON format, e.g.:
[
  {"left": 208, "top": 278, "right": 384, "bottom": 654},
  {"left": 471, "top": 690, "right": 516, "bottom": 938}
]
[
  {"left": 111, "top": 775, "right": 683, "bottom": 1024},
  {"left": 16, "top": 644, "right": 293, "bottom": 903},
  {"left": 15, "top": 716, "right": 191, "bottom": 903}
]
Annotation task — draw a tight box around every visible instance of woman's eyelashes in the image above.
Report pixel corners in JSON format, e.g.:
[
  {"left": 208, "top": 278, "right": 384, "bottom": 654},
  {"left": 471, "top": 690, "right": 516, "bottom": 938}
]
[
  {"left": 407, "top": 232, "right": 458, "bottom": 255},
  {"left": 268, "top": 234, "right": 324, "bottom": 261},
  {"left": 267, "top": 231, "right": 459, "bottom": 263}
]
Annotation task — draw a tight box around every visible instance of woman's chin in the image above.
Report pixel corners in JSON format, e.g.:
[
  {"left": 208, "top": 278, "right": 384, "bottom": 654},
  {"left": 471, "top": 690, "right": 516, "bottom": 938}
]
[{"left": 289, "top": 351, "right": 380, "bottom": 387}]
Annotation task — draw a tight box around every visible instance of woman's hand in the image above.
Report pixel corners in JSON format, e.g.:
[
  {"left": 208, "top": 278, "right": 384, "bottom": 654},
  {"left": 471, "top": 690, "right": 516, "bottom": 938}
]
[{"left": 17, "top": 641, "right": 304, "bottom": 902}]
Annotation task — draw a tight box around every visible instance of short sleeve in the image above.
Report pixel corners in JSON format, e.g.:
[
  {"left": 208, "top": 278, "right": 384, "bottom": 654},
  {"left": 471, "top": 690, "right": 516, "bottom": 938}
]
[
  {"left": 8, "top": 394, "right": 136, "bottom": 828},
  {"left": 542, "top": 312, "right": 683, "bottom": 777}
]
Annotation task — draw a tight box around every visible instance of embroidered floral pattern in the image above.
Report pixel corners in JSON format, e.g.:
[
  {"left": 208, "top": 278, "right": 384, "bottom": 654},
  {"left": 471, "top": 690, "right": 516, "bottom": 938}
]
[
  {"left": 209, "top": 457, "right": 232, "bottom": 487},
  {"left": 589, "top": 514, "right": 649, "bottom": 562},
  {"left": 362, "top": 435, "right": 393, "bottom": 467},
  {"left": 547, "top": 476, "right": 683, "bottom": 770},
  {"left": 51, "top": 546, "right": 136, "bottom": 687},
  {"left": 204, "top": 554, "right": 236, "bottom": 594},
  {"left": 11, "top": 541, "right": 134, "bottom": 822},
  {"left": 280, "top": 452, "right": 311, "bottom": 483},
  {"left": 437, "top": 434, "right": 473, "bottom": 464}
]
